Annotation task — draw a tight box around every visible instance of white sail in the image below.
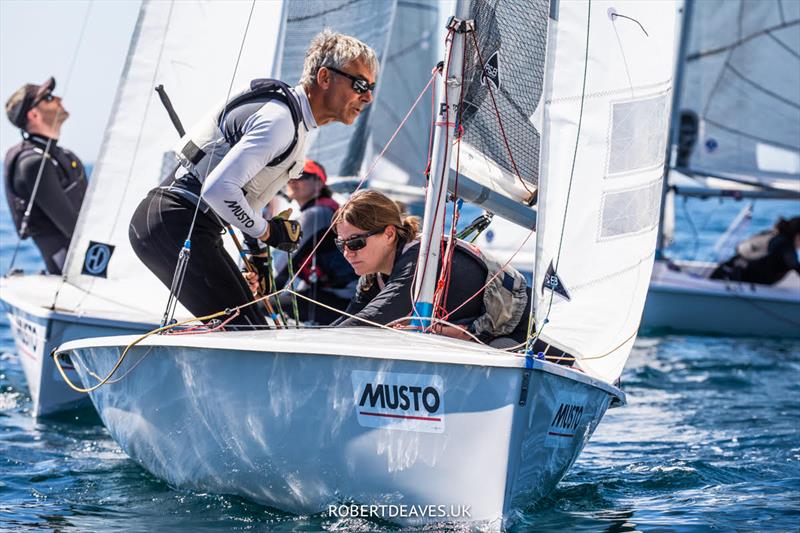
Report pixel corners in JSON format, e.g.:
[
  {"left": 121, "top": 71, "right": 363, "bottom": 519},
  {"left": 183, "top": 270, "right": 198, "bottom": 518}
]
[
  {"left": 677, "top": 0, "right": 800, "bottom": 189},
  {"left": 368, "top": 0, "right": 439, "bottom": 192},
  {"left": 277, "top": 0, "right": 398, "bottom": 177},
  {"left": 58, "top": 0, "right": 285, "bottom": 316},
  {"left": 533, "top": 1, "right": 679, "bottom": 383}
]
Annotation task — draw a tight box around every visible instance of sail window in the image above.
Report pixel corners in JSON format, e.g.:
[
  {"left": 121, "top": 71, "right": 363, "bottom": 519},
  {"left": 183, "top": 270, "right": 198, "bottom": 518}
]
[
  {"left": 599, "top": 179, "right": 662, "bottom": 239},
  {"left": 606, "top": 93, "right": 669, "bottom": 176}
]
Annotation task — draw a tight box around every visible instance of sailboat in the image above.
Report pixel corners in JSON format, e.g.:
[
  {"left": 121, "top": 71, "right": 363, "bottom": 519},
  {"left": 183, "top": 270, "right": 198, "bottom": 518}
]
[
  {"left": 57, "top": 0, "right": 679, "bottom": 527},
  {"left": 0, "top": 0, "right": 290, "bottom": 416},
  {"left": 640, "top": 0, "right": 800, "bottom": 338}
]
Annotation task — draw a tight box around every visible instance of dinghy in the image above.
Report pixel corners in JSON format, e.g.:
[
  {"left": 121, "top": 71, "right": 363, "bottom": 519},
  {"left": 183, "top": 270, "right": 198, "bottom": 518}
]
[
  {"left": 640, "top": 0, "right": 800, "bottom": 337},
  {"left": 2, "top": 0, "right": 390, "bottom": 415},
  {"left": 58, "top": 0, "right": 679, "bottom": 526}
]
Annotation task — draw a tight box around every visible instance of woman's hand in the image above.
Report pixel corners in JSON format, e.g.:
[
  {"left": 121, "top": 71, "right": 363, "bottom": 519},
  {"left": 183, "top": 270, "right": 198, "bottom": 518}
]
[{"left": 433, "top": 323, "right": 473, "bottom": 341}]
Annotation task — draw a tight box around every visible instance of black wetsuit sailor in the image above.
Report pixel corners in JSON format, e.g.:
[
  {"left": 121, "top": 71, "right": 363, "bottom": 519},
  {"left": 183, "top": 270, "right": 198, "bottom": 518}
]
[
  {"left": 710, "top": 217, "right": 800, "bottom": 285},
  {"left": 3, "top": 77, "right": 87, "bottom": 274}
]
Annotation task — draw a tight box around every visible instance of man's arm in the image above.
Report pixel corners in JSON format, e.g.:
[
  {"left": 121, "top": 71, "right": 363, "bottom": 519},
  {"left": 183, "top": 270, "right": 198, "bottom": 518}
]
[
  {"left": 14, "top": 155, "right": 79, "bottom": 238},
  {"left": 203, "top": 101, "right": 295, "bottom": 239}
]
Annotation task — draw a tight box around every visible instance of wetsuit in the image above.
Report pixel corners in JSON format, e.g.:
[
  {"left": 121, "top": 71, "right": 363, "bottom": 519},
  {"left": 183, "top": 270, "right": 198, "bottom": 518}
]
[
  {"left": 334, "top": 238, "right": 531, "bottom": 345},
  {"left": 3, "top": 133, "right": 87, "bottom": 274},
  {"left": 272, "top": 195, "right": 357, "bottom": 324},
  {"left": 129, "top": 82, "right": 317, "bottom": 327},
  {"left": 710, "top": 230, "right": 800, "bottom": 285}
]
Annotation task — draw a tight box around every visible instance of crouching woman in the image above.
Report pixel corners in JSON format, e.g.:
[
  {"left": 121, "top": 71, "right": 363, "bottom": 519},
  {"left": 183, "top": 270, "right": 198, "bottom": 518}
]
[{"left": 331, "top": 189, "right": 531, "bottom": 348}]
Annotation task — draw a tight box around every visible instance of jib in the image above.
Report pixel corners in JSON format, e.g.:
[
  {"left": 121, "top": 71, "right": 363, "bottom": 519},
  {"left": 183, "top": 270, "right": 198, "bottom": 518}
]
[
  {"left": 224, "top": 200, "right": 255, "bottom": 228},
  {"left": 551, "top": 403, "right": 583, "bottom": 431},
  {"left": 359, "top": 383, "right": 441, "bottom": 414}
]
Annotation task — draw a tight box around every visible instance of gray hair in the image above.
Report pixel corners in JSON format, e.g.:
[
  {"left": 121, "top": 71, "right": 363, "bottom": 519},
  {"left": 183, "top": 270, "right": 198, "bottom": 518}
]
[{"left": 300, "top": 29, "right": 378, "bottom": 87}]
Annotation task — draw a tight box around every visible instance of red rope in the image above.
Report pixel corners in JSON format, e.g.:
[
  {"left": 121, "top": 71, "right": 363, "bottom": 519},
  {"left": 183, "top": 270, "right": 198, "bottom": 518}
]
[{"left": 468, "top": 31, "right": 535, "bottom": 198}]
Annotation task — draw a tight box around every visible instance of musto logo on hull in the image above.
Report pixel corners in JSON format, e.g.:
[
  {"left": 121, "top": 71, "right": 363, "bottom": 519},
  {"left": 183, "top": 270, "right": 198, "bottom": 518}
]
[
  {"left": 351, "top": 371, "right": 445, "bottom": 433},
  {"left": 545, "top": 392, "right": 587, "bottom": 448}
]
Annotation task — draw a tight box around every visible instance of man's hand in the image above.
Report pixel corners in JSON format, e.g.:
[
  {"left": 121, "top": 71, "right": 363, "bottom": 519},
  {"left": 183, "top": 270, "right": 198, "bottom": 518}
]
[{"left": 265, "top": 217, "right": 302, "bottom": 252}]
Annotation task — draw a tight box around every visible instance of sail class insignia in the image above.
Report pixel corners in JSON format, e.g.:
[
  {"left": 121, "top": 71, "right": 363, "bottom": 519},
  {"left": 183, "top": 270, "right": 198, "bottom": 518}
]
[
  {"left": 481, "top": 50, "right": 500, "bottom": 90},
  {"left": 542, "top": 260, "right": 571, "bottom": 301}
]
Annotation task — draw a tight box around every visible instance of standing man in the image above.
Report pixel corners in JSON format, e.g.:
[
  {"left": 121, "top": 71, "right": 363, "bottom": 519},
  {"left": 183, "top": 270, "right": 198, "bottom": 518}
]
[
  {"left": 129, "top": 30, "right": 378, "bottom": 327},
  {"left": 4, "top": 77, "right": 87, "bottom": 274}
]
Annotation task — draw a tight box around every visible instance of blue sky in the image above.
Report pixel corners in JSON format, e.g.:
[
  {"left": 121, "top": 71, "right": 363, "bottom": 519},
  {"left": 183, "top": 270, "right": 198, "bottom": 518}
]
[{"left": 0, "top": 0, "right": 141, "bottom": 162}]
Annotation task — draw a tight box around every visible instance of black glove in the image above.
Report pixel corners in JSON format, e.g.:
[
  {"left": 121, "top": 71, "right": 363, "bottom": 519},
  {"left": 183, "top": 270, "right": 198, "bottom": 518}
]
[{"left": 266, "top": 216, "right": 302, "bottom": 252}]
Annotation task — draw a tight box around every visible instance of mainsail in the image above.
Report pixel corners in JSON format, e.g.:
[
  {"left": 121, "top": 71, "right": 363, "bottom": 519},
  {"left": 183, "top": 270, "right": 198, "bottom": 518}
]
[
  {"left": 277, "top": 0, "right": 397, "bottom": 178},
  {"left": 676, "top": 0, "right": 800, "bottom": 191},
  {"left": 59, "top": 0, "right": 285, "bottom": 315},
  {"left": 367, "top": 0, "right": 439, "bottom": 193}
]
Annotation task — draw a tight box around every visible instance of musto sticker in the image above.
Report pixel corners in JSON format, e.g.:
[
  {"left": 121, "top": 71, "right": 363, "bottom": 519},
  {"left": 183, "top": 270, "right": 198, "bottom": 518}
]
[
  {"left": 351, "top": 370, "right": 445, "bottom": 433},
  {"left": 544, "top": 392, "right": 587, "bottom": 448}
]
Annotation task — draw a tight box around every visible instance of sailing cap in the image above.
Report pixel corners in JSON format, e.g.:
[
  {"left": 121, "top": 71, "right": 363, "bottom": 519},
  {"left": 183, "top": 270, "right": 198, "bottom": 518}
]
[
  {"left": 298, "top": 159, "right": 327, "bottom": 184},
  {"left": 5, "top": 77, "right": 56, "bottom": 129}
]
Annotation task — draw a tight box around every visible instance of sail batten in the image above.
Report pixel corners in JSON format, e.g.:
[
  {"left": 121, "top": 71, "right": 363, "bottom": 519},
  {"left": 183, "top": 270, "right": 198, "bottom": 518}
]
[{"left": 676, "top": 0, "right": 800, "bottom": 186}]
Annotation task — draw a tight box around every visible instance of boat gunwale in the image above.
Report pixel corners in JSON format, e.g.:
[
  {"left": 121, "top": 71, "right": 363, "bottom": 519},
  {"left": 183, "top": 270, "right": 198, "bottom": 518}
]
[{"left": 60, "top": 328, "right": 625, "bottom": 401}]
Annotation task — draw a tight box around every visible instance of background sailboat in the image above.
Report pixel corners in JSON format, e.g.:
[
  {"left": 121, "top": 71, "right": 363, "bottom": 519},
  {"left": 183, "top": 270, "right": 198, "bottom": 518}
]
[
  {"left": 0, "top": 0, "right": 288, "bottom": 415},
  {"left": 57, "top": 0, "right": 680, "bottom": 526},
  {"left": 641, "top": 0, "right": 800, "bottom": 338}
]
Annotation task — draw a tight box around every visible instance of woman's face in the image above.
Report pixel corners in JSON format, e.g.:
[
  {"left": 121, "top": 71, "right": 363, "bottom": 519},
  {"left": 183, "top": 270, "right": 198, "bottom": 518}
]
[
  {"left": 286, "top": 175, "right": 322, "bottom": 205},
  {"left": 335, "top": 220, "right": 395, "bottom": 276}
]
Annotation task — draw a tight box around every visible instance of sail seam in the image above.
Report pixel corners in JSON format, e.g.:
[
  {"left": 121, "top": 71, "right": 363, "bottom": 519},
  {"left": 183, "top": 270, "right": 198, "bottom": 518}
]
[
  {"left": 546, "top": 79, "right": 671, "bottom": 104},
  {"left": 685, "top": 18, "right": 800, "bottom": 61}
]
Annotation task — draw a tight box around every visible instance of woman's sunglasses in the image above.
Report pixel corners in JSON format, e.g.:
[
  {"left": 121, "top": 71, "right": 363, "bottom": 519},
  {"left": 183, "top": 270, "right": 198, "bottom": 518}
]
[
  {"left": 327, "top": 67, "right": 376, "bottom": 95},
  {"left": 334, "top": 228, "right": 384, "bottom": 252}
]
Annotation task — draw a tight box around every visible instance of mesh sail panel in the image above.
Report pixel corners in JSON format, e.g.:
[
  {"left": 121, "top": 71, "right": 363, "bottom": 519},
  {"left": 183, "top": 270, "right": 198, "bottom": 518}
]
[
  {"left": 279, "top": 0, "right": 396, "bottom": 177},
  {"left": 458, "top": 0, "right": 550, "bottom": 192}
]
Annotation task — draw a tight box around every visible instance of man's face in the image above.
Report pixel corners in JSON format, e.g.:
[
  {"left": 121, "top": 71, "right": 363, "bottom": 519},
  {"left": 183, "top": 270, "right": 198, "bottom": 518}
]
[
  {"left": 323, "top": 58, "right": 375, "bottom": 125},
  {"left": 30, "top": 93, "right": 69, "bottom": 129}
]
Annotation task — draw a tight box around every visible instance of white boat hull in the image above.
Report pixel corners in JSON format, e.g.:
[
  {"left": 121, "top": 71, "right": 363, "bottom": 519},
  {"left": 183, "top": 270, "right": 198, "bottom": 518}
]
[
  {"left": 1, "top": 274, "right": 158, "bottom": 416},
  {"left": 60, "top": 328, "right": 622, "bottom": 526},
  {"left": 642, "top": 260, "right": 800, "bottom": 338}
]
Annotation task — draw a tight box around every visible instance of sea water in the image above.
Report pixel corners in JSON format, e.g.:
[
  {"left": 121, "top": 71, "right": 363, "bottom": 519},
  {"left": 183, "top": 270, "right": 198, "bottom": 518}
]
[{"left": 1, "top": 189, "right": 798, "bottom": 531}]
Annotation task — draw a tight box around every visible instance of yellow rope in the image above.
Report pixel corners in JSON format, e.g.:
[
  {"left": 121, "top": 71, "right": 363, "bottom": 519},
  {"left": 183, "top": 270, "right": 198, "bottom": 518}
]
[{"left": 52, "top": 309, "right": 229, "bottom": 393}]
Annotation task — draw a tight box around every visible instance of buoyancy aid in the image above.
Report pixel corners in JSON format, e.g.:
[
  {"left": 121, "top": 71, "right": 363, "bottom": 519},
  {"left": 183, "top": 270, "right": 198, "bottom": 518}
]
[
  {"left": 3, "top": 135, "right": 86, "bottom": 238},
  {"left": 173, "top": 79, "right": 307, "bottom": 214},
  {"left": 403, "top": 237, "right": 529, "bottom": 338}
]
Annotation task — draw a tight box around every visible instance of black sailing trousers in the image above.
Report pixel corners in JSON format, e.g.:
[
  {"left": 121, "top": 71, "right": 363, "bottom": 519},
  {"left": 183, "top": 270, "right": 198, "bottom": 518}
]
[{"left": 128, "top": 188, "right": 267, "bottom": 328}]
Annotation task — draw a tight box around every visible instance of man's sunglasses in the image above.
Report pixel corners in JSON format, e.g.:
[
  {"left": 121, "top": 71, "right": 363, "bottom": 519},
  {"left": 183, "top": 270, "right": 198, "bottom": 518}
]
[
  {"left": 33, "top": 93, "right": 55, "bottom": 107},
  {"left": 327, "top": 67, "right": 376, "bottom": 95},
  {"left": 334, "top": 228, "right": 384, "bottom": 252}
]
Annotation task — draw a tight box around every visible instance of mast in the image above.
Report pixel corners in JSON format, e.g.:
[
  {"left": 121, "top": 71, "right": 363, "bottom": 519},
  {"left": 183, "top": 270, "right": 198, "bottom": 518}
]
[
  {"left": 655, "top": 0, "right": 693, "bottom": 258},
  {"left": 410, "top": 0, "right": 472, "bottom": 330}
]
